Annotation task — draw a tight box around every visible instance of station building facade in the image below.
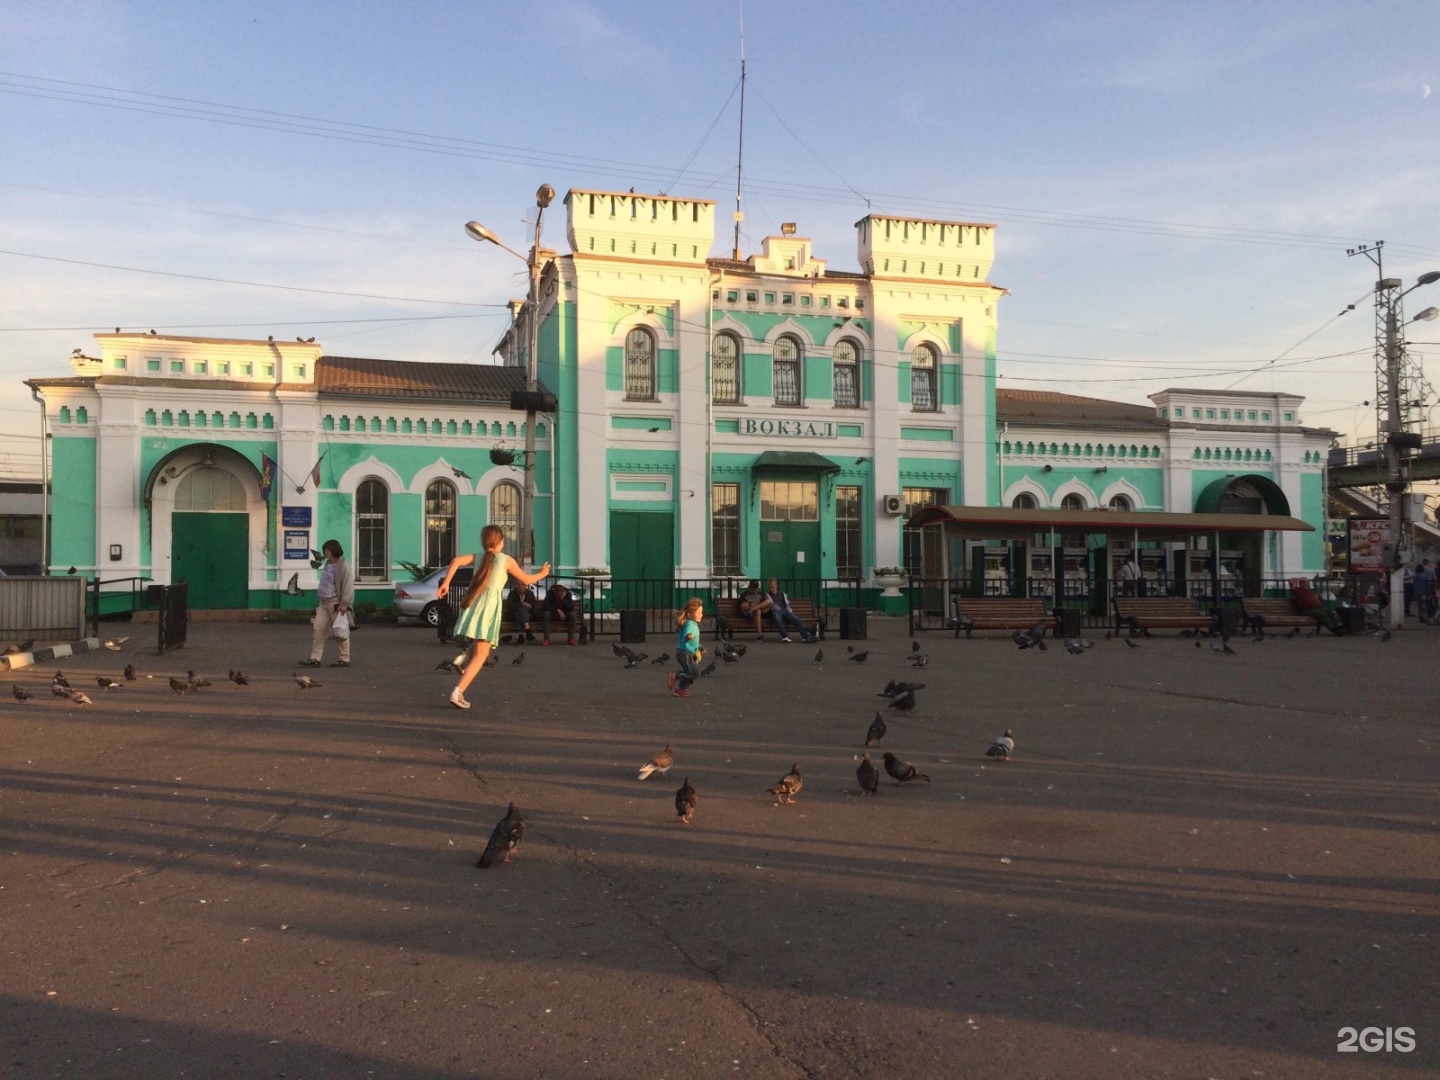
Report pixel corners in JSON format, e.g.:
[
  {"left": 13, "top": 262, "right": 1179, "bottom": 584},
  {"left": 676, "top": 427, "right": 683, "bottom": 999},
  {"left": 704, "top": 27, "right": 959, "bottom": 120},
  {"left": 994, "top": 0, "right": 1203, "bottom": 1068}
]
[{"left": 25, "top": 186, "right": 1335, "bottom": 608}]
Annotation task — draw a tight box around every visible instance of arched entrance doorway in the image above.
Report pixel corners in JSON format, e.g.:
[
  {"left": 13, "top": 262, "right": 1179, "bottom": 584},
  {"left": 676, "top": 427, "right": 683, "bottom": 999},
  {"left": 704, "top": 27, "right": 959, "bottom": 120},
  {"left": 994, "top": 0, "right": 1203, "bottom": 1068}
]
[
  {"left": 147, "top": 445, "right": 262, "bottom": 609},
  {"left": 1194, "top": 474, "right": 1291, "bottom": 594}
]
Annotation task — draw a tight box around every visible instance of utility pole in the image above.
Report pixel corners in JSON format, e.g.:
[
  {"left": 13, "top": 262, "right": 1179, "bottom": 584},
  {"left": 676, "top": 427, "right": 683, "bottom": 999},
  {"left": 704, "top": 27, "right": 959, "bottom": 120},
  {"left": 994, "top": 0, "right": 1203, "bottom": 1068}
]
[{"left": 1349, "top": 243, "right": 1440, "bottom": 628}]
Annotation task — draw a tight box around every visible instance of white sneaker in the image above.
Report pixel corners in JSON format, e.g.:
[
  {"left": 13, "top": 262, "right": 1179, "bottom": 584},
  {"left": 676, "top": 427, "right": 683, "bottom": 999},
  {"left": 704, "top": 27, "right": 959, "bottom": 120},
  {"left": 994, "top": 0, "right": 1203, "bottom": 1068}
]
[
  {"left": 780, "top": 636, "right": 791, "bottom": 643},
  {"left": 449, "top": 688, "right": 470, "bottom": 710}
]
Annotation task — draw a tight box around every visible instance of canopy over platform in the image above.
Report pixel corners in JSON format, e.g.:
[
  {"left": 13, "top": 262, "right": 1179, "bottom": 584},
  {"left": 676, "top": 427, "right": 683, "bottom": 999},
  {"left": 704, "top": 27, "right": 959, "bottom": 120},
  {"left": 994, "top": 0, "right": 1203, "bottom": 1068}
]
[{"left": 905, "top": 505, "right": 1314, "bottom": 542}]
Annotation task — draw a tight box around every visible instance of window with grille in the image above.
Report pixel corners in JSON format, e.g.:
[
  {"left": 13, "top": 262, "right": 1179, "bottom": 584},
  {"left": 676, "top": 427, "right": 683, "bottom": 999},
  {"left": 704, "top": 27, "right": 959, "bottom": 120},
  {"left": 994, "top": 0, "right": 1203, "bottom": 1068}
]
[
  {"left": 835, "top": 484, "right": 862, "bottom": 578},
  {"left": 902, "top": 487, "right": 948, "bottom": 575},
  {"left": 833, "top": 339, "right": 860, "bottom": 408},
  {"left": 773, "top": 336, "right": 801, "bottom": 405},
  {"left": 1108, "top": 494, "right": 1133, "bottom": 511},
  {"left": 1061, "top": 493, "right": 1087, "bottom": 510},
  {"left": 711, "top": 483, "right": 740, "bottom": 575},
  {"left": 712, "top": 332, "right": 741, "bottom": 403},
  {"left": 625, "top": 327, "right": 656, "bottom": 400},
  {"left": 356, "top": 478, "right": 389, "bottom": 583},
  {"left": 491, "top": 481, "right": 522, "bottom": 557},
  {"left": 425, "top": 479, "right": 457, "bottom": 568},
  {"left": 1012, "top": 492, "right": 1037, "bottom": 509},
  {"left": 910, "top": 343, "right": 938, "bottom": 411}
]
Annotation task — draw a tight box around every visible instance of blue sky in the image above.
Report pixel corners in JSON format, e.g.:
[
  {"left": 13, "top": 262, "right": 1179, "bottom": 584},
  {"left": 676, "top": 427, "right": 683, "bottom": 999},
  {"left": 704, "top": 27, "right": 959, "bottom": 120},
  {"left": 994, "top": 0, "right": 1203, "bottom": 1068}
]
[{"left": 2, "top": 0, "right": 1438, "bottom": 479}]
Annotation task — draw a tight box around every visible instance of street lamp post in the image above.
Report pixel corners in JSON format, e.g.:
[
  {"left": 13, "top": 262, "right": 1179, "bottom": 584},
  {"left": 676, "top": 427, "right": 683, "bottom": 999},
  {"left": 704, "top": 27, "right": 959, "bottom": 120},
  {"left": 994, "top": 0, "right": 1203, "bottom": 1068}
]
[{"left": 466, "top": 183, "right": 555, "bottom": 562}]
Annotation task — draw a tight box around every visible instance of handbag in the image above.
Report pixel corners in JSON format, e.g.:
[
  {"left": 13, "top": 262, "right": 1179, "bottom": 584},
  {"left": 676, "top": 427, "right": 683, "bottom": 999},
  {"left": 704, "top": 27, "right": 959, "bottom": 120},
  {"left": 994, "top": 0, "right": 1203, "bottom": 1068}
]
[{"left": 332, "top": 610, "right": 351, "bottom": 640}]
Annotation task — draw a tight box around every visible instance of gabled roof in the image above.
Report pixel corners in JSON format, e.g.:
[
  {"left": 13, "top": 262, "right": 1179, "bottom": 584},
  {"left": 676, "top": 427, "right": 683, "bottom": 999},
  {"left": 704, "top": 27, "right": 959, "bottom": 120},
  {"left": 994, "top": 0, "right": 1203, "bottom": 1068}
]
[{"left": 315, "top": 356, "right": 537, "bottom": 402}]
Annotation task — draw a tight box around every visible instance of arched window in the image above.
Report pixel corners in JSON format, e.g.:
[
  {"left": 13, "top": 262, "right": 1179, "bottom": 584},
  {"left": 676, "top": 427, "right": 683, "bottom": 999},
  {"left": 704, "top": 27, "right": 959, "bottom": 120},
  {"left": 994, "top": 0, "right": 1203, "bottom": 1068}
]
[
  {"left": 425, "top": 479, "right": 457, "bottom": 569},
  {"left": 356, "top": 479, "right": 389, "bottom": 583},
  {"left": 833, "top": 339, "right": 861, "bottom": 408},
  {"left": 625, "top": 327, "right": 656, "bottom": 400},
  {"left": 1108, "top": 494, "right": 1133, "bottom": 511},
  {"left": 773, "top": 335, "right": 802, "bottom": 405},
  {"left": 491, "top": 480, "right": 523, "bottom": 556},
  {"left": 711, "top": 332, "right": 741, "bottom": 403},
  {"left": 1012, "top": 492, "right": 1038, "bottom": 509},
  {"left": 911, "top": 343, "right": 938, "bottom": 411},
  {"left": 1061, "top": 493, "right": 1087, "bottom": 511},
  {"left": 174, "top": 467, "right": 246, "bottom": 511}
]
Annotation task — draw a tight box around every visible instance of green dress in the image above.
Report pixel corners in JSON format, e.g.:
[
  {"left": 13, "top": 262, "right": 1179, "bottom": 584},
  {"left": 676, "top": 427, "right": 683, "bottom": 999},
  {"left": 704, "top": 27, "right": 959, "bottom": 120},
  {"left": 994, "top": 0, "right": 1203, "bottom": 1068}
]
[{"left": 452, "top": 553, "right": 512, "bottom": 645}]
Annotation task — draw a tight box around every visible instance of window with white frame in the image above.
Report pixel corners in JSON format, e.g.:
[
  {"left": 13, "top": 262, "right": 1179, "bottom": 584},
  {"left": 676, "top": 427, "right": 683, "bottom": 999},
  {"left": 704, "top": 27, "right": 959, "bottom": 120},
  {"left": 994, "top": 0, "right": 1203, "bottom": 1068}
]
[
  {"left": 356, "top": 478, "right": 389, "bottom": 582},
  {"left": 1061, "top": 493, "right": 1088, "bottom": 511},
  {"left": 624, "top": 327, "right": 656, "bottom": 400},
  {"left": 1108, "top": 494, "right": 1133, "bottom": 511},
  {"left": 424, "top": 479, "right": 457, "bottom": 569},
  {"left": 712, "top": 332, "right": 741, "bottom": 404},
  {"left": 833, "top": 339, "right": 860, "bottom": 408},
  {"left": 835, "top": 484, "right": 862, "bottom": 578},
  {"left": 910, "top": 343, "right": 938, "bottom": 411},
  {"left": 711, "top": 483, "right": 741, "bottom": 575},
  {"left": 1012, "top": 492, "right": 1038, "bottom": 509},
  {"left": 491, "top": 481, "right": 522, "bottom": 557},
  {"left": 773, "top": 335, "right": 802, "bottom": 406}
]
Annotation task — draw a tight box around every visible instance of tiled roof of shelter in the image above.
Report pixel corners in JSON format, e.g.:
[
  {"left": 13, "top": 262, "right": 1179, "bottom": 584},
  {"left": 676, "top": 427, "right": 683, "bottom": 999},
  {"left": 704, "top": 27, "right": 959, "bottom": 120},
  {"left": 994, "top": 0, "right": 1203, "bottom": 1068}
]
[
  {"left": 996, "top": 387, "right": 1163, "bottom": 427},
  {"left": 315, "top": 356, "right": 535, "bottom": 402}
]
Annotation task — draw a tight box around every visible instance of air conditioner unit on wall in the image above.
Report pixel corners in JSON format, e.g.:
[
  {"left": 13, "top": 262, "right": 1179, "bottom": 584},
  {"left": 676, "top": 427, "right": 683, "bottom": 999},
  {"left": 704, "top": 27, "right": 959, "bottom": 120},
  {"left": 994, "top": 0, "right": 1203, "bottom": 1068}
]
[{"left": 882, "top": 494, "right": 904, "bottom": 516}]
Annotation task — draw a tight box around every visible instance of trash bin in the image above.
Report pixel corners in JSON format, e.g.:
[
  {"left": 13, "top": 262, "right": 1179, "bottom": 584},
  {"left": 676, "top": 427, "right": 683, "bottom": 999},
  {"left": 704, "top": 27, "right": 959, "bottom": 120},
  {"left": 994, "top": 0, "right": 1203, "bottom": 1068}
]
[
  {"left": 839, "top": 607, "right": 867, "bottom": 640},
  {"left": 1054, "top": 608, "right": 1082, "bottom": 639},
  {"left": 619, "top": 609, "right": 646, "bottom": 644},
  {"left": 1215, "top": 606, "right": 1241, "bottom": 638}
]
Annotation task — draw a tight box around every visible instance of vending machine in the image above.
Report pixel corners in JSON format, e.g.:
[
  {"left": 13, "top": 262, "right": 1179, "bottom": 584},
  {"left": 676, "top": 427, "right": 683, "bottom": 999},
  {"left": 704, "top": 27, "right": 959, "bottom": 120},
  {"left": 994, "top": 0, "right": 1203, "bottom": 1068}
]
[
  {"left": 1186, "top": 544, "right": 1215, "bottom": 600},
  {"left": 1061, "top": 546, "right": 1090, "bottom": 603},
  {"left": 1139, "top": 549, "right": 1169, "bottom": 596},
  {"left": 969, "top": 544, "right": 1011, "bottom": 597}
]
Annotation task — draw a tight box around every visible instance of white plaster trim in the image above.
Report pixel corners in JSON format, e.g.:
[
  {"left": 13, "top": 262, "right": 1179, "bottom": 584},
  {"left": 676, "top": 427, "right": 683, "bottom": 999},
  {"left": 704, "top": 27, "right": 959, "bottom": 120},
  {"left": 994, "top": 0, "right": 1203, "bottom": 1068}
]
[
  {"left": 1098, "top": 479, "right": 1147, "bottom": 510},
  {"left": 610, "top": 472, "right": 673, "bottom": 502},
  {"left": 336, "top": 456, "right": 404, "bottom": 494},
  {"left": 408, "top": 459, "right": 473, "bottom": 497},
  {"left": 1050, "top": 478, "right": 1097, "bottom": 509},
  {"left": 1003, "top": 477, "right": 1049, "bottom": 508}
]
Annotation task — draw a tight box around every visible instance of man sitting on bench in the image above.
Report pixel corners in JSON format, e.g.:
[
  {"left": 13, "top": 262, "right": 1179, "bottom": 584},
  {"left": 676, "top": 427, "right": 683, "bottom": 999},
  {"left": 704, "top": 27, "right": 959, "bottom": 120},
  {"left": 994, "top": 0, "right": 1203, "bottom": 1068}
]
[
  {"left": 765, "top": 577, "right": 817, "bottom": 644},
  {"left": 739, "top": 580, "right": 773, "bottom": 641},
  {"left": 1293, "top": 579, "right": 1340, "bottom": 633}
]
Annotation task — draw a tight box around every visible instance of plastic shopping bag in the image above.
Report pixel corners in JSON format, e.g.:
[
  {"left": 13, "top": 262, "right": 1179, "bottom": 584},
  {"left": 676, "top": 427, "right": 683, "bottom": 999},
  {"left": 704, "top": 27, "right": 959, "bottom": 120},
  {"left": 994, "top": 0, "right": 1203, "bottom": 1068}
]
[{"left": 332, "top": 610, "right": 351, "bottom": 640}]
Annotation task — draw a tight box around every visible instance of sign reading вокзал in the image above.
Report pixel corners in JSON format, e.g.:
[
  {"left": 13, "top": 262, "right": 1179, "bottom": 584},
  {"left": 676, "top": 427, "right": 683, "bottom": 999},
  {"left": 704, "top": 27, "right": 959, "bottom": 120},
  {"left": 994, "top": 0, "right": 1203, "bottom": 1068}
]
[{"left": 741, "top": 417, "right": 836, "bottom": 438}]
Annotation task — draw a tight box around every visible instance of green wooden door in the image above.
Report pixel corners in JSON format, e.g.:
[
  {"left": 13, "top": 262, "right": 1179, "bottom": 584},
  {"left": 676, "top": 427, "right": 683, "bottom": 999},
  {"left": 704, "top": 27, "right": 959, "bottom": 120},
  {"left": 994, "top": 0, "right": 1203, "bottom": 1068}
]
[
  {"left": 760, "top": 520, "right": 822, "bottom": 585},
  {"left": 608, "top": 511, "right": 674, "bottom": 607},
  {"left": 172, "top": 513, "right": 249, "bottom": 609}
]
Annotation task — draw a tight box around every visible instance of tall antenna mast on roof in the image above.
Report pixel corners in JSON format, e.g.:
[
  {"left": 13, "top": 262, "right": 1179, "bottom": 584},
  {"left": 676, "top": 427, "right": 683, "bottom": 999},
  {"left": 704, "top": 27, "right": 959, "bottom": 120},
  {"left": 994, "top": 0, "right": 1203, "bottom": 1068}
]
[{"left": 731, "top": 2, "right": 747, "bottom": 262}]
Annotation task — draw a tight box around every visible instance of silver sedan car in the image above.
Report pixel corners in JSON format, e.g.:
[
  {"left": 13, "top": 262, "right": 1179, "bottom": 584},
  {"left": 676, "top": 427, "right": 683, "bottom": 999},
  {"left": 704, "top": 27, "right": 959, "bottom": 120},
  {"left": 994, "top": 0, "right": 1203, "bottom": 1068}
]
[{"left": 393, "top": 567, "right": 473, "bottom": 627}]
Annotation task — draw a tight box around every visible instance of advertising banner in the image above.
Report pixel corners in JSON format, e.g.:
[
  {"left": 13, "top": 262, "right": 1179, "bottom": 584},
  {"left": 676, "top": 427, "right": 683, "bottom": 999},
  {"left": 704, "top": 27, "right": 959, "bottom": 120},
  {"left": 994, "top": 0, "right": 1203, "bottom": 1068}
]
[{"left": 1346, "top": 518, "right": 1390, "bottom": 574}]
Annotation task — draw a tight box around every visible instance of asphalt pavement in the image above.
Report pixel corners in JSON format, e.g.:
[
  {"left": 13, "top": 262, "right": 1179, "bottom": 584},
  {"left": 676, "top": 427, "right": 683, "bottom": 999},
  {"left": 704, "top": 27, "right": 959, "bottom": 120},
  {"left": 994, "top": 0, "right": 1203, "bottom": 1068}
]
[{"left": 3, "top": 616, "right": 1438, "bottom": 1078}]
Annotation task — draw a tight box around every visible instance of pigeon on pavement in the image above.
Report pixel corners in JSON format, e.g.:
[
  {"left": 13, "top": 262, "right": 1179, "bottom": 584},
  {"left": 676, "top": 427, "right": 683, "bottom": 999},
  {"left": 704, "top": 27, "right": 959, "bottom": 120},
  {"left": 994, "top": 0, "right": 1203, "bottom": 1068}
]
[
  {"left": 857, "top": 752, "right": 879, "bottom": 796},
  {"left": 51, "top": 682, "right": 71, "bottom": 698},
  {"left": 768, "top": 763, "right": 803, "bottom": 805},
  {"left": 96, "top": 676, "right": 121, "bottom": 690},
  {"left": 987, "top": 729, "right": 1015, "bottom": 760},
  {"left": 911, "top": 640, "right": 921, "bottom": 652},
  {"left": 168, "top": 676, "right": 193, "bottom": 695},
  {"left": 103, "top": 636, "right": 130, "bottom": 652},
  {"left": 637, "top": 743, "right": 674, "bottom": 780},
  {"left": 699, "top": 658, "right": 717, "bottom": 676},
  {"left": 511, "top": 652, "right": 526, "bottom": 666},
  {"left": 12, "top": 684, "right": 30, "bottom": 703},
  {"left": 187, "top": 670, "right": 212, "bottom": 688},
  {"left": 52, "top": 671, "right": 70, "bottom": 690},
  {"left": 124, "top": 664, "right": 136, "bottom": 681},
  {"left": 477, "top": 802, "right": 524, "bottom": 867},
  {"left": 1124, "top": 638, "right": 1141, "bottom": 649},
  {"left": 293, "top": 673, "right": 322, "bottom": 690},
  {"left": 865, "top": 711, "right": 887, "bottom": 747},
  {"left": 675, "top": 777, "right": 697, "bottom": 824},
  {"left": 909, "top": 653, "right": 929, "bottom": 667},
  {"left": 847, "top": 650, "right": 869, "bottom": 663},
  {"left": 650, "top": 652, "right": 670, "bottom": 664},
  {"left": 69, "top": 691, "right": 93, "bottom": 705},
  {"left": 814, "top": 647, "right": 824, "bottom": 662},
  {"left": 886, "top": 690, "right": 917, "bottom": 713},
  {"left": 229, "top": 669, "right": 249, "bottom": 685},
  {"left": 883, "top": 752, "right": 931, "bottom": 784}
]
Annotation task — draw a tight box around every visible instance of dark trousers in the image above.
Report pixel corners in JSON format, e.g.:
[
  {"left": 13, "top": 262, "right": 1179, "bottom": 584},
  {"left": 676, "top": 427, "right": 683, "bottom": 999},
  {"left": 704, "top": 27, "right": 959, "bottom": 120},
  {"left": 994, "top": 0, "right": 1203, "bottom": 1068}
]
[{"left": 542, "top": 605, "right": 581, "bottom": 640}]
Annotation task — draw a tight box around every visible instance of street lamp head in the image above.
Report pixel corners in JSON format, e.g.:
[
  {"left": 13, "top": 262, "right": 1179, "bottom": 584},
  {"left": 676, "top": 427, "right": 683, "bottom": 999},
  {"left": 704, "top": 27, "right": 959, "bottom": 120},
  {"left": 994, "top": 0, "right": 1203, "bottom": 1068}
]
[
  {"left": 1416, "top": 271, "right": 1440, "bottom": 286},
  {"left": 464, "top": 221, "right": 500, "bottom": 246},
  {"left": 535, "top": 184, "right": 555, "bottom": 210},
  {"left": 1413, "top": 306, "right": 1440, "bottom": 323}
]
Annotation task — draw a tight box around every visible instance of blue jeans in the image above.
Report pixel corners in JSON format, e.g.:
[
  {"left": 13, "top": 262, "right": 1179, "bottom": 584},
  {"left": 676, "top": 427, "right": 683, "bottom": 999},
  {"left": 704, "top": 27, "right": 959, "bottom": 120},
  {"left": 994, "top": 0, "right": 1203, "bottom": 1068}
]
[{"left": 772, "top": 606, "right": 810, "bottom": 639}]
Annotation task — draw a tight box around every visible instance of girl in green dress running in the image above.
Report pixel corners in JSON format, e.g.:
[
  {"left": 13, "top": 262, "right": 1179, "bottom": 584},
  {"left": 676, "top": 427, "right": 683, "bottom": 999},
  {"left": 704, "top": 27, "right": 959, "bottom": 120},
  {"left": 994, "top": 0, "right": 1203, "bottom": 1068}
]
[{"left": 436, "top": 524, "right": 550, "bottom": 709}]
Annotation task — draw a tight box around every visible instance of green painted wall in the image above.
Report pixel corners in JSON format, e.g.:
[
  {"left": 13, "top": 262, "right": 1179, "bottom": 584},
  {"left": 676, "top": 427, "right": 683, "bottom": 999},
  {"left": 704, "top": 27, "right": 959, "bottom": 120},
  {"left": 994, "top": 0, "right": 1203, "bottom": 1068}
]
[
  {"left": 1299, "top": 472, "right": 1323, "bottom": 567},
  {"left": 50, "top": 437, "right": 96, "bottom": 570}
]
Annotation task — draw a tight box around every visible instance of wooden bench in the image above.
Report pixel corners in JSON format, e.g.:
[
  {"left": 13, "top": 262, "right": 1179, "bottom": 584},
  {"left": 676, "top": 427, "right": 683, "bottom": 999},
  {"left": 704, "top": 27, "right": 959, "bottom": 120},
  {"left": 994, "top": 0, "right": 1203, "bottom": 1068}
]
[
  {"left": 1113, "top": 597, "right": 1215, "bottom": 635},
  {"left": 1240, "top": 596, "right": 1315, "bottom": 632},
  {"left": 715, "top": 596, "right": 824, "bottom": 640},
  {"left": 953, "top": 597, "right": 1057, "bottom": 639}
]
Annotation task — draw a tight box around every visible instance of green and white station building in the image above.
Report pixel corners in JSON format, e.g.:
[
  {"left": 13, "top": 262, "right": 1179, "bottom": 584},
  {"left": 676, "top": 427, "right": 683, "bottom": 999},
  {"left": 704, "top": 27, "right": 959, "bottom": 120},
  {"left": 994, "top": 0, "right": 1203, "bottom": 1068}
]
[{"left": 27, "top": 186, "right": 1334, "bottom": 610}]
